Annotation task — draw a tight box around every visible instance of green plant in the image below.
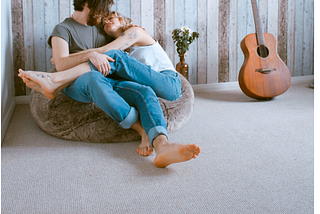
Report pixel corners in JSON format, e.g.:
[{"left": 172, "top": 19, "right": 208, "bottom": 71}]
[{"left": 172, "top": 27, "right": 199, "bottom": 56}]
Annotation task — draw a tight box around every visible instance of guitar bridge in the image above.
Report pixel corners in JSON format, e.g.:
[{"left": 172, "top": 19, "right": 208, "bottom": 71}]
[{"left": 255, "top": 68, "right": 276, "bottom": 74}]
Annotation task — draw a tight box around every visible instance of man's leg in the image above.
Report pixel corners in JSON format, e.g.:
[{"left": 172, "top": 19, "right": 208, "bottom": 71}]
[
  {"left": 113, "top": 80, "right": 200, "bottom": 167},
  {"left": 63, "top": 71, "right": 138, "bottom": 129},
  {"left": 100, "top": 50, "right": 181, "bottom": 101}
]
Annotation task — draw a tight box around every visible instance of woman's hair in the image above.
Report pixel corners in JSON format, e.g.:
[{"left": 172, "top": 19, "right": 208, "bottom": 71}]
[
  {"left": 102, "top": 11, "right": 132, "bottom": 30},
  {"left": 73, "top": 0, "right": 114, "bottom": 17}
]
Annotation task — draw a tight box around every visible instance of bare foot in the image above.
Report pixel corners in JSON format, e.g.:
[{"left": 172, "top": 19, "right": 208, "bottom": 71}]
[
  {"left": 19, "top": 74, "right": 56, "bottom": 99},
  {"left": 131, "top": 120, "right": 154, "bottom": 156},
  {"left": 18, "top": 69, "right": 60, "bottom": 99},
  {"left": 153, "top": 135, "right": 200, "bottom": 168},
  {"left": 136, "top": 134, "right": 153, "bottom": 156}
]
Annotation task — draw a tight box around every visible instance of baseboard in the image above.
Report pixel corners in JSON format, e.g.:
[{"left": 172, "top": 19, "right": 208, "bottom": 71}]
[
  {"left": 1, "top": 98, "right": 16, "bottom": 142},
  {"left": 15, "top": 95, "right": 31, "bottom": 105},
  {"left": 192, "top": 75, "right": 314, "bottom": 93},
  {"left": 290, "top": 75, "right": 314, "bottom": 84}
]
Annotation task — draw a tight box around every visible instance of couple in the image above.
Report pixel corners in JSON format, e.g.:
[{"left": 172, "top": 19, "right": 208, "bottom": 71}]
[{"left": 19, "top": 0, "right": 200, "bottom": 168}]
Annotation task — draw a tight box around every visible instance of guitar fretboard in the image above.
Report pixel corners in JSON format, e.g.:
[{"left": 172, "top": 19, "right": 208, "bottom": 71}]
[{"left": 251, "top": 0, "right": 265, "bottom": 46}]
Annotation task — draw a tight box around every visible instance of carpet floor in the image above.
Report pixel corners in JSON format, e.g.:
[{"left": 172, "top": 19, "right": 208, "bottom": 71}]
[{"left": 2, "top": 82, "right": 314, "bottom": 214}]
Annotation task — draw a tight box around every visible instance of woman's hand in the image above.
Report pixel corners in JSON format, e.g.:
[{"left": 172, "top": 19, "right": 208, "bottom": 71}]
[{"left": 89, "top": 51, "right": 115, "bottom": 76}]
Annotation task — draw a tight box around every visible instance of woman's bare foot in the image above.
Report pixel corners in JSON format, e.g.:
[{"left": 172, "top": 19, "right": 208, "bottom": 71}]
[
  {"left": 19, "top": 74, "right": 56, "bottom": 99},
  {"left": 153, "top": 135, "right": 200, "bottom": 168},
  {"left": 18, "top": 69, "right": 61, "bottom": 99},
  {"left": 136, "top": 134, "right": 153, "bottom": 156}
]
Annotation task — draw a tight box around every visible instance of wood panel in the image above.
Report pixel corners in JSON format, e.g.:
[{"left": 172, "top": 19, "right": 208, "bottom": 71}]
[
  {"left": 141, "top": 0, "right": 153, "bottom": 37},
  {"left": 154, "top": 0, "right": 166, "bottom": 48},
  {"left": 12, "top": 0, "right": 314, "bottom": 96},
  {"left": 236, "top": 0, "right": 247, "bottom": 75},
  {"left": 278, "top": 0, "right": 288, "bottom": 64},
  {"left": 115, "top": 0, "right": 130, "bottom": 18},
  {"left": 130, "top": 0, "right": 141, "bottom": 25},
  {"left": 207, "top": 0, "right": 219, "bottom": 83},
  {"left": 218, "top": 0, "right": 229, "bottom": 83},
  {"left": 12, "top": 0, "right": 26, "bottom": 96},
  {"left": 33, "top": 0, "right": 46, "bottom": 71},
  {"left": 59, "top": 0, "right": 70, "bottom": 22},
  {"left": 185, "top": 0, "right": 198, "bottom": 84},
  {"left": 44, "top": 0, "right": 59, "bottom": 71},
  {"left": 294, "top": 0, "right": 304, "bottom": 77},
  {"left": 302, "top": 0, "right": 314, "bottom": 75},
  {"left": 287, "top": 0, "right": 295, "bottom": 76},
  {"left": 197, "top": 0, "right": 207, "bottom": 84},
  {"left": 268, "top": 0, "right": 279, "bottom": 38},
  {"left": 165, "top": 0, "right": 175, "bottom": 64},
  {"left": 173, "top": 0, "right": 185, "bottom": 75}
]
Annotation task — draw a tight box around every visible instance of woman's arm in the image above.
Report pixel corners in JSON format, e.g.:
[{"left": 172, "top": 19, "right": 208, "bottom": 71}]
[{"left": 69, "top": 27, "right": 155, "bottom": 57}]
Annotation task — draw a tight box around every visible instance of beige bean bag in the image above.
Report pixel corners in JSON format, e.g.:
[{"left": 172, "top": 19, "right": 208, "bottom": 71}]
[{"left": 30, "top": 72, "right": 194, "bottom": 143}]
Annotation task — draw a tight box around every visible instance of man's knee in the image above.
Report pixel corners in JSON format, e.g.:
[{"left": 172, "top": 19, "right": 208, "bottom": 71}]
[{"left": 76, "top": 71, "right": 109, "bottom": 86}]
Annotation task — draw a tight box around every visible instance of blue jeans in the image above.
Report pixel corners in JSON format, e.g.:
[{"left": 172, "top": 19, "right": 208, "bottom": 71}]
[
  {"left": 102, "top": 49, "right": 181, "bottom": 101},
  {"left": 64, "top": 50, "right": 181, "bottom": 146}
]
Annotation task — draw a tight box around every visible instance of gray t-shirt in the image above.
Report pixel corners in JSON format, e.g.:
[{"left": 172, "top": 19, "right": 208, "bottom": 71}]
[{"left": 48, "top": 18, "right": 113, "bottom": 53}]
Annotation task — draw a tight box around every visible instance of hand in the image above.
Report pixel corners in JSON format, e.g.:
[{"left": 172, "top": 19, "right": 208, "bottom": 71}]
[
  {"left": 123, "top": 24, "right": 145, "bottom": 31},
  {"left": 89, "top": 52, "right": 115, "bottom": 76},
  {"left": 50, "top": 57, "right": 55, "bottom": 65}
]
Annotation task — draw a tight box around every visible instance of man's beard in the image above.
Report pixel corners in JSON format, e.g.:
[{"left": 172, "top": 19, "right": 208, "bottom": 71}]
[{"left": 87, "top": 11, "right": 102, "bottom": 26}]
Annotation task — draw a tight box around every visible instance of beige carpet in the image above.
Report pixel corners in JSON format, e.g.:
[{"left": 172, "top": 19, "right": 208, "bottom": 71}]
[{"left": 2, "top": 82, "right": 314, "bottom": 213}]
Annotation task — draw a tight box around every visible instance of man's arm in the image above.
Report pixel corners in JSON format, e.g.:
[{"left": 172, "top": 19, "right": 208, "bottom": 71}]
[
  {"left": 51, "top": 36, "right": 88, "bottom": 71},
  {"left": 51, "top": 36, "right": 114, "bottom": 75}
]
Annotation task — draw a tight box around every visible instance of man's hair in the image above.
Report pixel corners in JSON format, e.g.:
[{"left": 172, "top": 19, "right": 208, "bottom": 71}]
[{"left": 74, "top": 0, "right": 114, "bottom": 16}]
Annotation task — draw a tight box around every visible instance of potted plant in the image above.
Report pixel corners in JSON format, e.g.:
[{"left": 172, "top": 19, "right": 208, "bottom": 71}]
[{"left": 172, "top": 27, "right": 199, "bottom": 80}]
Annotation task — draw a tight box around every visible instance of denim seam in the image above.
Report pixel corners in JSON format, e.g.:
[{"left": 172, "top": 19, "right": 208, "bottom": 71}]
[
  {"left": 65, "top": 85, "right": 90, "bottom": 97},
  {"left": 113, "top": 85, "right": 157, "bottom": 127}
]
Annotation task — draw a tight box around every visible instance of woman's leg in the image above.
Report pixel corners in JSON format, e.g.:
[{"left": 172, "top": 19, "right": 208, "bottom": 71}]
[
  {"left": 103, "top": 50, "right": 182, "bottom": 101},
  {"left": 113, "top": 80, "right": 200, "bottom": 167},
  {"left": 18, "top": 62, "right": 92, "bottom": 99}
]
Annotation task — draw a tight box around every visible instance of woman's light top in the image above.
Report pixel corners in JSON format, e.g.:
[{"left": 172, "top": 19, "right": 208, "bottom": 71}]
[{"left": 129, "top": 41, "right": 176, "bottom": 72}]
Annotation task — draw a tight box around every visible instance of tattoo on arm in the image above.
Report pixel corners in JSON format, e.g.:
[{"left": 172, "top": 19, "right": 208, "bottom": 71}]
[{"left": 118, "top": 32, "right": 137, "bottom": 50}]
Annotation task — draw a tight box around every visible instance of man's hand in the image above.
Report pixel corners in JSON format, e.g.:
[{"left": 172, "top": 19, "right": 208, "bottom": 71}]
[
  {"left": 123, "top": 24, "right": 145, "bottom": 31},
  {"left": 89, "top": 52, "right": 115, "bottom": 76},
  {"left": 50, "top": 57, "right": 55, "bottom": 65}
]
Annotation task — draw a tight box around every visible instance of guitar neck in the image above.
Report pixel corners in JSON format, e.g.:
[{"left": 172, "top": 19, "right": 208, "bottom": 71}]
[{"left": 251, "top": 0, "right": 265, "bottom": 46}]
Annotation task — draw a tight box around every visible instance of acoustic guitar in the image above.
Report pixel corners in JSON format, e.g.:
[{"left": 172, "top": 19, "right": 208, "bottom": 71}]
[{"left": 238, "top": 0, "right": 291, "bottom": 99}]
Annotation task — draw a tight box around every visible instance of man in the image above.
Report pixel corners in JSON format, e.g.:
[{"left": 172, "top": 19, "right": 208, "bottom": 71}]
[{"left": 48, "top": 0, "right": 200, "bottom": 167}]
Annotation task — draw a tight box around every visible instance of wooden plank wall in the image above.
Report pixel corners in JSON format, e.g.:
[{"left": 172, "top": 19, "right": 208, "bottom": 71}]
[{"left": 12, "top": 0, "right": 314, "bottom": 96}]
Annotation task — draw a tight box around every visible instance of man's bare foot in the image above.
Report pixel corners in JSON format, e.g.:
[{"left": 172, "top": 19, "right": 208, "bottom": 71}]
[
  {"left": 131, "top": 120, "right": 154, "bottom": 156},
  {"left": 136, "top": 134, "right": 153, "bottom": 156},
  {"left": 18, "top": 69, "right": 60, "bottom": 99},
  {"left": 153, "top": 135, "right": 200, "bottom": 168}
]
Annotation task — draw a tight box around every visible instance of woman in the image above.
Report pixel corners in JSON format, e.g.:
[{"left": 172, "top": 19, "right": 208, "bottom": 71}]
[{"left": 19, "top": 11, "right": 200, "bottom": 164}]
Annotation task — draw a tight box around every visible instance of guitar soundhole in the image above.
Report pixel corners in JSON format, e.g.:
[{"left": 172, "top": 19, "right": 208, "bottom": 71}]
[{"left": 257, "top": 45, "right": 269, "bottom": 58}]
